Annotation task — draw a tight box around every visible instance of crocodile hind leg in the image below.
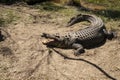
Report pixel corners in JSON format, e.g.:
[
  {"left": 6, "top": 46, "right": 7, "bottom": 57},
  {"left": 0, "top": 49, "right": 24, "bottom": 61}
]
[
  {"left": 72, "top": 43, "right": 85, "bottom": 56},
  {"left": 103, "top": 29, "right": 115, "bottom": 40}
]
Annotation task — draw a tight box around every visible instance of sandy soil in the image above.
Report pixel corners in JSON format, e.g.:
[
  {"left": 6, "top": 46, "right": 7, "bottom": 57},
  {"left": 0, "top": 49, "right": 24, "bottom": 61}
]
[{"left": 0, "top": 5, "right": 120, "bottom": 80}]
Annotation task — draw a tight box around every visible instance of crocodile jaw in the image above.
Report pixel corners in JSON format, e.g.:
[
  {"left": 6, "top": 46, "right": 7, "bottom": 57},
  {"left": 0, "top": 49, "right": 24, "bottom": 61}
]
[
  {"left": 42, "top": 38, "right": 60, "bottom": 47},
  {"left": 42, "top": 38, "right": 67, "bottom": 48},
  {"left": 42, "top": 38, "right": 54, "bottom": 44}
]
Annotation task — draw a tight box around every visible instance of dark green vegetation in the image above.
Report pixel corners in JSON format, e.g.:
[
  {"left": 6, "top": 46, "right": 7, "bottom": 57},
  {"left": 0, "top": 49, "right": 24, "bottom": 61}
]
[
  {"left": 0, "top": 0, "right": 19, "bottom": 4},
  {"left": 0, "top": 0, "right": 47, "bottom": 5},
  {"left": 84, "top": 0, "right": 120, "bottom": 19}
]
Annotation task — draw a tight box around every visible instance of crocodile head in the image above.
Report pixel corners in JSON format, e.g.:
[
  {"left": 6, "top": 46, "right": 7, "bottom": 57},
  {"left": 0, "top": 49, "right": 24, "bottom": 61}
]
[
  {"left": 42, "top": 38, "right": 65, "bottom": 48},
  {"left": 41, "top": 33, "right": 67, "bottom": 48}
]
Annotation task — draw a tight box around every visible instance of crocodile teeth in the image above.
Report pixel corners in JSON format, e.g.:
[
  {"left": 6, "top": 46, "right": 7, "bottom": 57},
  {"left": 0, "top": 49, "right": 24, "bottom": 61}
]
[{"left": 42, "top": 39, "right": 54, "bottom": 44}]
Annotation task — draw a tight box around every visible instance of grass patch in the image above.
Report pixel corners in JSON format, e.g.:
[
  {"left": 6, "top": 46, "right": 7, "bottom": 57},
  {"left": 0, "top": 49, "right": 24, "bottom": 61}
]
[
  {"left": 71, "top": 0, "right": 120, "bottom": 19},
  {"left": 0, "top": 17, "right": 5, "bottom": 27},
  {"left": 86, "top": 0, "right": 120, "bottom": 10},
  {"left": 0, "top": 10, "right": 19, "bottom": 27},
  {"left": 83, "top": 0, "right": 120, "bottom": 19},
  {"left": 33, "top": 2, "right": 66, "bottom": 11},
  {"left": 29, "top": 1, "right": 120, "bottom": 25},
  {"left": 31, "top": 1, "right": 120, "bottom": 19}
]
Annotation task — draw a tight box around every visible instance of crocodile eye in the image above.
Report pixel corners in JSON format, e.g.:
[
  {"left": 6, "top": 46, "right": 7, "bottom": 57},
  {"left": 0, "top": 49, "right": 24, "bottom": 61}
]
[{"left": 65, "top": 35, "right": 68, "bottom": 38}]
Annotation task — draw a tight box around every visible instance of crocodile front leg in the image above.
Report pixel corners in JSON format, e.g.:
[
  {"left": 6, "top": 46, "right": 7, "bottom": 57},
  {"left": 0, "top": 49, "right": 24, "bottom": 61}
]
[{"left": 72, "top": 43, "right": 85, "bottom": 56}]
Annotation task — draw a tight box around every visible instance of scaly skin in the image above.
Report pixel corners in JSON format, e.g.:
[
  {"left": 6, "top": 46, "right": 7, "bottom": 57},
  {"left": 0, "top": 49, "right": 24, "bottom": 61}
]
[{"left": 41, "top": 14, "right": 115, "bottom": 56}]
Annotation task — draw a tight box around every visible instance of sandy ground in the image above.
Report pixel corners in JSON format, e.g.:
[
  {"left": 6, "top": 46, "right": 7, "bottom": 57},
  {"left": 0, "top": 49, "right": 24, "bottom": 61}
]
[{"left": 0, "top": 5, "right": 120, "bottom": 80}]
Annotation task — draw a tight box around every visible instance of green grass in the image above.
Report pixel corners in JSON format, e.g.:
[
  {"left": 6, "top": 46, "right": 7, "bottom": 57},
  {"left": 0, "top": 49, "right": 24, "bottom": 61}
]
[
  {"left": 0, "top": 17, "right": 5, "bottom": 27},
  {"left": 31, "top": 1, "right": 120, "bottom": 21},
  {"left": 78, "top": 0, "right": 120, "bottom": 20},
  {"left": 33, "top": 2, "right": 66, "bottom": 11},
  {"left": 0, "top": 10, "right": 19, "bottom": 27},
  {"left": 86, "top": 0, "right": 120, "bottom": 10}
]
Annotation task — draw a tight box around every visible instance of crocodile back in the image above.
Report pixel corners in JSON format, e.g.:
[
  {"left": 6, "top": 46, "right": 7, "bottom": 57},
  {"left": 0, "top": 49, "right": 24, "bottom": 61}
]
[
  {"left": 64, "top": 14, "right": 105, "bottom": 39},
  {"left": 61, "top": 14, "right": 106, "bottom": 47}
]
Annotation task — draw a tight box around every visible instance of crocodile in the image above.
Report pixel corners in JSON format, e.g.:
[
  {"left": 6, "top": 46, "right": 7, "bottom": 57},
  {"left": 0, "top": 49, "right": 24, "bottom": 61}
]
[{"left": 41, "top": 14, "right": 115, "bottom": 56}]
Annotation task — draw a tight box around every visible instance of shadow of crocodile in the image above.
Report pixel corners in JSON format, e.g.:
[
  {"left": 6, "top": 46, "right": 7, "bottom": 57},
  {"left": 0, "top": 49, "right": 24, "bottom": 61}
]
[
  {"left": 52, "top": 48, "right": 117, "bottom": 80},
  {"left": 45, "top": 37, "right": 107, "bottom": 51}
]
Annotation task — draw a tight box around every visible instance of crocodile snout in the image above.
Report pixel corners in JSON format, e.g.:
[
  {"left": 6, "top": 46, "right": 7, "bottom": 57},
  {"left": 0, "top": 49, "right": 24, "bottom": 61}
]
[{"left": 42, "top": 38, "right": 54, "bottom": 44}]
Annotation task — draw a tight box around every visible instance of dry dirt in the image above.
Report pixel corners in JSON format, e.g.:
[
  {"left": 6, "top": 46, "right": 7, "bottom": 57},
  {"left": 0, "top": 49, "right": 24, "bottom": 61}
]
[{"left": 0, "top": 5, "right": 120, "bottom": 80}]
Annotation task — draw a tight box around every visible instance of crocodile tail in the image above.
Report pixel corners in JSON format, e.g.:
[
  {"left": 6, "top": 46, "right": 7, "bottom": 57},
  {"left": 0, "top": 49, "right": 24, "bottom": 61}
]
[
  {"left": 66, "top": 14, "right": 84, "bottom": 27},
  {"left": 66, "top": 14, "right": 104, "bottom": 28}
]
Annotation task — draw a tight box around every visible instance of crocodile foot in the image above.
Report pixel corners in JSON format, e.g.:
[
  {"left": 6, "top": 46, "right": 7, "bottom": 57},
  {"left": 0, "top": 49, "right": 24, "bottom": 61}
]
[{"left": 74, "top": 49, "right": 85, "bottom": 56}]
